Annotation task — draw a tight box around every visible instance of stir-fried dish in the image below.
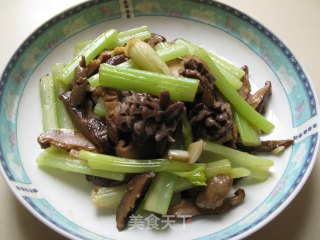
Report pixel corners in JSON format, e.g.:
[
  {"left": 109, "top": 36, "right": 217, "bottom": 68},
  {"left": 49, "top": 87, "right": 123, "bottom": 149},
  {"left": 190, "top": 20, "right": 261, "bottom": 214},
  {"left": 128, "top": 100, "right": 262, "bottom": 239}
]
[{"left": 36, "top": 26, "right": 294, "bottom": 231}]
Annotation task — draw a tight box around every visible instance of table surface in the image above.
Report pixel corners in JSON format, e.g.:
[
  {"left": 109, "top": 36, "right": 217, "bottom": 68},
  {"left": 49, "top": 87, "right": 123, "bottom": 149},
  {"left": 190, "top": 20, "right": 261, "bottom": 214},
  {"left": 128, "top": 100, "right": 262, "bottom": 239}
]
[{"left": 0, "top": 0, "right": 319, "bottom": 239}]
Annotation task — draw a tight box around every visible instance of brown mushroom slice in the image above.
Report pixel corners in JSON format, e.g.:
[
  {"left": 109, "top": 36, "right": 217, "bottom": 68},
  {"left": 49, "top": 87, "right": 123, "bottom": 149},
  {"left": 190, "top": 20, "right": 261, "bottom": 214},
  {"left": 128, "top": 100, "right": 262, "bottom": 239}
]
[
  {"left": 179, "top": 57, "right": 215, "bottom": 95},
  {"left": 115, "top": 140, "right": 159, "bottom": 159},
  {"left": 247, "top": 81, "right": 272, "bottom": 114},
  {"left": 116, "top": 172, "right": 156, "bottom": 231},
  {"left": 37, "top": 129, "right": 97, "bottom": 152},
  {"left": 238, "top": 65, "right": 251, "bottom": 100},
  {"left": 145, "top": 33, "right": 167, "bottom": 49},
  {"left": 70, "top": 56, "right": 88, "bottom": 107},
  {"left": 167, "top": 189, "right": 245, "bottom": 218},
  {"left": 167, "top": 58, "right": 183, "bottom": 77},
  {"left": 237, "top": 139, "right": 294, "bottom": 153},
  {"left": 60, "top": 91, "right": 112, "bottom": 153},
  {"left": 195, "top": 174, "right": 233, "bottom": 209},
  {"left": 86, "top": 174, "right": 135, "bottom": 187}
]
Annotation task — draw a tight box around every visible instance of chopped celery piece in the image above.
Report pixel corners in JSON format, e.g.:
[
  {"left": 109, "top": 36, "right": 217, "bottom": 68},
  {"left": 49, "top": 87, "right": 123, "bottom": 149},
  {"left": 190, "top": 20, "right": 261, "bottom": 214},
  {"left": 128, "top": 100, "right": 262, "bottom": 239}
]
[
  {"left": 125, "top": 39, "right": 172, "bottom": 75},
  {"left": 194, "top": 48, "right": 275, "bottom": 133},
  {"left": 117, "top": 60, "right": 139, "bottom": 69},
  {"left": 234, "top": 110, "right": 261, "bottom": 146},
  {"left": 73, "top": 40, "right": 92, "bottom": 57},
  {"left": 60, "top": 29, "right": 118, "bottom": 85},
  {"left": 182, "top": 115, "right": 194, "bottom": 149},
  {"left": 173, "top": 160, "right": 251, "bottom": 192},
  {"left": 94, "top": 97, "right": 106, "bottom": 117},
  {"left": 143, "top": 172, "right": 177, "bottom": 215},
  {"left": 156, "top": 43, "right": 189, "bottom": 62},
  {"left": 51, "top": 63, "right": 75, "bottom": 129},
  {"left": 117, "top": 43, "right": 188, "bottom": 69},
  {"left": 154, "top": 42, "right": 173, "bottom": 51},
  {"left": 88, "top": 73, "right": 100, "bottom": 87},
  {"left": 173, "top": 178, "right": 194, "bottom": 192},
  {"left": 75, "top": 150, "right": 206, "bottom": 185},
  {"left": 98, "top": 64, "right": 199, "bottom": 102},
  {"left": 36, "top": 147, "right": 125, "bottom": 181},
  {"left": 116, "top": 26, "right": 151, "bottom": 46},
  {"left": 205, "top": 159, "right": 231, "bottom": 176},
  {"left": 91, "top": 185, "right": 127, "bottom": 208},
  {"left": 205, "top": 160, "right": 250, "bottom": 178},
  {"left": 208, "top": 51, "right": 245, "bottom": 80},
  {"left": 39, "top": 75, "right": 59, "bottom": 131},
  {"left": 203, "top": 141, "right": 273, "bottom": 180}
]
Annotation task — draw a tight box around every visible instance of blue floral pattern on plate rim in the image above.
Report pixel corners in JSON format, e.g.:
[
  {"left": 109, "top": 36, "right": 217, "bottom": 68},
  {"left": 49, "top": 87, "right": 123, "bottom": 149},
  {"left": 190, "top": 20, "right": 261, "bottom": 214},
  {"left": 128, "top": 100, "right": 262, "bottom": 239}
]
[{"left": 0, "top": 0, "right": 319, "bottom": 239}]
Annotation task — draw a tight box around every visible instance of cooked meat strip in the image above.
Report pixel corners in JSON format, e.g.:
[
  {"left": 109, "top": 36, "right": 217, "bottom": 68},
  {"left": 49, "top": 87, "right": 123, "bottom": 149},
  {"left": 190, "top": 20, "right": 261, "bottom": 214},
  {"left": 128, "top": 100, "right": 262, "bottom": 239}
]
[
  {"left": 179, "top": 57, "right": 215, "bottom": 95},
  {"left": 70, "top": 56, "right": 88, "bottom": 107},
  {"left": 37, "top": 129, "right": 97, "bottom": 152},
  {"left": 145, "top": 33, "right": 167, "bottom": 48},
  {"left": 167, "top": 189, "right": 245, "bottom": 218},
  {"left": 195, "top": 174, "right": 233, "bottom": 209},
  {"left": 237, "top": 139, "right": 294, "bottom": 152},
  {"left": 247, "top": 81, "right": 272, "bottom": 114},
  {"left": 238, "top": 65, "right": 251, "bottom": 100},
  {"left": 116, "top": 172, "right": 156, "bottom": 231},
  {"left": 60, "top": 91, "right": 112, "bottom": 153}
]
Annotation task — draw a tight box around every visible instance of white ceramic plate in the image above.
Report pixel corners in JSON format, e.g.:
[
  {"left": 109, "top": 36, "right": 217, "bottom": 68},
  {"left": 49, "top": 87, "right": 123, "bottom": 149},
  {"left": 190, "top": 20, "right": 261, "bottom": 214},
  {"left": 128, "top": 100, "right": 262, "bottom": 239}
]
[{"left": 0, "top": 1, "right": 319, "bottom": 239}]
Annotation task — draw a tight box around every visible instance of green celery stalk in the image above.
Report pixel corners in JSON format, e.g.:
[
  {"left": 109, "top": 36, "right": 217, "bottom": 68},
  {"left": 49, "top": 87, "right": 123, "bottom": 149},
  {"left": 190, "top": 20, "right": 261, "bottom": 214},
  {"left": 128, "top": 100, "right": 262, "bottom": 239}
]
[
  {"left": 116, "top": 60, "right": 140, "bottom": 69},
  {"left": 156, "top": 42, "right": 189, "bottom": 62},
  {"left": 194, "top": 48, "right": 275, "bottom": 133},
  {"left": 117, "top": 43, "right": 188, "bottom": 69},
  {"left": 126, "top": 39, "right": 172, "bottom": 75},
  {"left": 205, "top": 159, "right": 231, "bottom": 176},
  {"left": 154, "top": 42, "right": 173, "bottom": 51},
  {"left": 208, "top": 51, "right": 245, "bottom": 80},
  {"left": 60, "top": 29, "right": 118, "bottom": 85},
  {"left": 39, "top": 75, "right": 59, "bottom": 131},
  {"left": 234, "top": 110, "right": 261, "bottom": 146},
  {"left": 73, "top": 40, "right": 92, "bottom": 57},
  {"left": 203, "top": 141, "right": 273, "bottom": 180},
  {"left": 75, "top": 150, "right": 206, "bottom": 185},
  {"left": 116, "top": 26, "right": 151, "bottom": 46},
  {"left": 51, "top": 63, "right": 75, "bottom": 129},
  {"left": 88, "top": 73, "right": 100, "bottom": 87},
  {"left": 173, "top": 178, "right": 194, "bottom": 192},
  {"left": 37, "top": 147, "right": 125, "bottom": 181},
  {"left": 173, "top": 160, "right": 250, "bottom": 193},
  {"left": 205, "top": 160, "right": 251, "bottom": 178},
  {"left": 143, "top": 172, "right": 177, "bottom": 215},
  {"left": 91, "top": 185, "right": 127, "bottom": 208},
  {"left": 94, "top": 97, "right": 106, "bottom": 117},
  {"left": 98, "top": 64, "right": 199, "bottom": 102},
  {"left": 173, "top": 167, "right": 250, "bottom": 193}
]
